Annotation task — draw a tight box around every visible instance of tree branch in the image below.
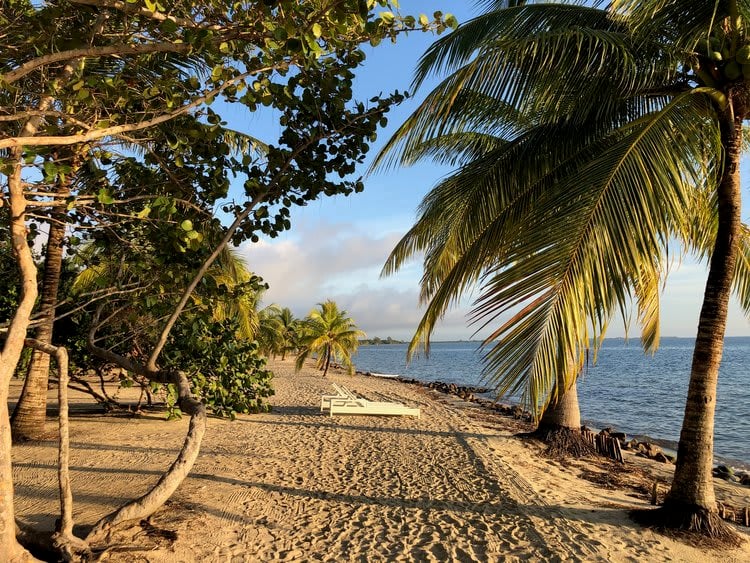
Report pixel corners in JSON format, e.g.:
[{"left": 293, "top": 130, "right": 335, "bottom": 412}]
[
  {"left": 1, "top": 41, "right": 189, "bottom": 84},
  {"left": 0, "top": 67, "right": 278, "bottom": 149},
  {"left": 68, "top": 0, "right": 225, "bottom": 31}
]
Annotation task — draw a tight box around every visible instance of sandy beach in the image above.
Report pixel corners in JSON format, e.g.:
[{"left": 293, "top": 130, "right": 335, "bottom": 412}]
[{"left": 11, "top": 358, "right": 750, "bottom": 562}]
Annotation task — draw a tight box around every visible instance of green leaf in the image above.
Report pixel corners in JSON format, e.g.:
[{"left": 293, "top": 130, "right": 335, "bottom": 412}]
[
  {"left": 180, "top": 219, "right": 193, "bottom": 231},
  {"left": 160, "top": 18, "right": 178, "bottom": 34},
  {"left": 43, "top": 160, "right": 57, "bottom": 180},
  {"left": 419, "top": 14, "right": 429, "bottom": 26},
  {"left": 312, "top": 23, "right": 323, "bottom": 38},
  {"left": 97, "top": 189, "right": 115, "bottom": 205},
  {"left": 380, "top": 11, "right": 394, "bottom": 24}
]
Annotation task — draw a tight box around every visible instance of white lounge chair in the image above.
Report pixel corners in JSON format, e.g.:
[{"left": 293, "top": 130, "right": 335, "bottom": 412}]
[
  {"left": 322, "top": 384, "right": 420, "bottom": 418},
  {"left": 329, "top": 397, "right": 420, "bottom": 418},
  {"left": 320, "top": 383, "right": 358, "bottom": 411}
]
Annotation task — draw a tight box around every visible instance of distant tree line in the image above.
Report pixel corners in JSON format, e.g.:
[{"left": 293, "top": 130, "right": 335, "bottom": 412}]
[{"left": 359, "top": 336, "right": 404, "bottom": 345}]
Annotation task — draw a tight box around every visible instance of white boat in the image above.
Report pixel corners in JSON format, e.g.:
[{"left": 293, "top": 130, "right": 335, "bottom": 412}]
[{"left": 369, "top": 372, "right": 400, "bottom": 379}]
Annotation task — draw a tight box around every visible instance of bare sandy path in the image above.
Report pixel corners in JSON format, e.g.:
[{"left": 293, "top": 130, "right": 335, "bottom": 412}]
[{"left": 11, "top": 358, "right": 750, "bottom": 562}]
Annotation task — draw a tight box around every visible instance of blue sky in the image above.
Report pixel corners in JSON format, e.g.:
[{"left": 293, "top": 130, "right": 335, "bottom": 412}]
[{"left": 236, "top": 2, "right": 750, "bottom": 342}]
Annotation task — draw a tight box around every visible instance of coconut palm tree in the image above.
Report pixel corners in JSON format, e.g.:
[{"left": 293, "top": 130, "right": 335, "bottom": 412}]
[
  {"left": 275, "top": 307, "right": 300, "bottom": 360},
  {"left": 295, "top": 300, "right": 365, "bottom": 376},
  {"left": 375, "top": 0, "right": 750, "bottom": 536}
]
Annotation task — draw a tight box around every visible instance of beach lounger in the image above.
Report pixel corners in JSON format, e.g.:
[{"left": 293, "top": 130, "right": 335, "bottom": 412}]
[
  {"left": 329, "top": 398, "right": 420, "bottom": 418},
  {"left": 320, "top": 383, "right": 358, "bottom": 411},
  {"left": 322, "top": 384, "right": 420, "bottom": 417}
]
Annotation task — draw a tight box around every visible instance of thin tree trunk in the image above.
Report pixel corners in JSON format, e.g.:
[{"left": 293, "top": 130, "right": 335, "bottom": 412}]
[
  {"left": 24, "top": 339, "right": 90, "bottom": 560},
  {"left": 0, "top": 78, "right": 65, "bottom": 559},
  {"left": 661, "top": 115, "right": 743, "bottom": 535},
  {"left": 12, "top": 205, "right": 68, "bottom": 441},
  {"left": 322, "top": 346, "right": 332, "bottom": 377}
]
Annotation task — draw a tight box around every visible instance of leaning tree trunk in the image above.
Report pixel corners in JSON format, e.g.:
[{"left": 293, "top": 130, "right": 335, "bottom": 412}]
[
  {"left": 84, "top": 367, "right": 206, "bottom": 545},
  {"left": 659, "top": 115, "right": 743, "bottom": 536},
  {"left": 322, "top": 347, "right": 332, "bottom": 377},
  {"left": 12, "top": 202, "right": 68, "bottom": 441}
]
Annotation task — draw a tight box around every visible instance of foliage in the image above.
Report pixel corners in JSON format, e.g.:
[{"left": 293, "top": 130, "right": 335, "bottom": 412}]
[
  {"left": 163, "top": 317, "right": 274, "bottom": 419},
  {"left": 258, "top": 305, "right": 300, "bottom": 359},
  {"left": 68, "top": 232, "right": 271, "bottom": 412},
  {"left": 295, "top": 300, "right": 365, "bottom": 376},
  {"left": 360, "top": 336, "right": 404, "bottom": 345},
  {"left": 0, "top": 217, "right": 22, "bottom": 324},
  {"left": 0, "top": 0, "right": 457, "bottom": 557}
]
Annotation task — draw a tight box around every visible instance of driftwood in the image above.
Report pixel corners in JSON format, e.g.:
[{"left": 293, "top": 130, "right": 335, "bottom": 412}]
[{"left": 582, "top": 429, "right": 624, "bottom": 464}]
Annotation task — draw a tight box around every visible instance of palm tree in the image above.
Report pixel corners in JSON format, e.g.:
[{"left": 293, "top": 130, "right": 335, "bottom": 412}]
[
  {"left": 276, "top": 307, "right": 300, "bottom": 360},
  {"left": 375, "top": 0, "right": 750, "bottom": 536},
  {"left": 295, "top": 300, "right": 365, "bottom": 376}
]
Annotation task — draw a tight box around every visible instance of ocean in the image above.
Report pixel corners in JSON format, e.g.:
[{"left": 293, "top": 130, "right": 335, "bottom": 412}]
[{"left": 352, "top": 337, "right": 750, "bottom": 467}]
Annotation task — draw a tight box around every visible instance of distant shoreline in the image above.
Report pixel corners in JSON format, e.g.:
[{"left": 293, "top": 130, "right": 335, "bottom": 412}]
[{"left": 360, "top": 335, "right": 750, "bottom": 345}]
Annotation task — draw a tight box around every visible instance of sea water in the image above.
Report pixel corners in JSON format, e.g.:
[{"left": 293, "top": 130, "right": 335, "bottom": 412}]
[{"left": 353, "top": 337, "right": 750, "bottom": 467}]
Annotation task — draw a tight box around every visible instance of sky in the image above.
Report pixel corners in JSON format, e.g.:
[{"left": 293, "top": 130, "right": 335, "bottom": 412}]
[{"left": 235, "top": 1, "right": 750, "bottom": 342}]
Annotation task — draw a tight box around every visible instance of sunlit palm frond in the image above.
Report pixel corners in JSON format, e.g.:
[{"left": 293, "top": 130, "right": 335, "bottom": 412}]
[
  {"left": 413, "top": 4, "right": 620, "bottom": 89},
  {"left": 469, "top": 92, "right": 719, "bottom": 411}
]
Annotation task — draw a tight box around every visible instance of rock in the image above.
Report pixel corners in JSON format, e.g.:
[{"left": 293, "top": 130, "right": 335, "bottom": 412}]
[
  {"left": 623, "top": 439, "right": 639, "bottom": 451},
  {"left": 713, "top": 465, "right": 734, "bottom": 480},
  {"left": 611, "top": 432, "right": 626, "bottom": 441},
  {"left": 653, "top": 452, "right": 670, "bottom": 464},
  {"left": 739, "top": 474, "right": 750, "bottom": 486},
  {"left": 637, "top": 442, "right": 662, "bottom": 458}
]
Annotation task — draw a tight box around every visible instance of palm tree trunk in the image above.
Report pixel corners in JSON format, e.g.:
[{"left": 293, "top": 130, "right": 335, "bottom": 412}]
[
  {"left": 532, "top": 379, "right": 593, "bottom": 458},
  {"left": 661, "top": 115, "right": 743, "bottom": 536},
  {"left": 537, "top": 380, "right": 581, "bottom": 431},
  {"left": 11, "top": 211, "right": 67, "bottom": 441},
  {"left": 322, "top": 347, "right": 332, "bottom": 377}
]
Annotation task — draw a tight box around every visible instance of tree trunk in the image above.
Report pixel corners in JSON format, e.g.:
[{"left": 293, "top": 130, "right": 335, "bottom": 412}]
[
  {"left": 660, "top": 115, "right": 743, "bottom": 536},
  {"left": 532, "top": 379, "right": 593, "bottom": 458},
  {"left": 537, "top": 379, "right": 581, "bottom": 431},
  {"left": 85, "top": 368, "right": 206, "bottom": 545},
  {"left": 322, "top": 346, "right": 332, "bottom": 376},
  {"left": 23, "top": 339, "right": 90, "bottom": 560},
  {"left": 1, "top": 155, "right": 42, "bottom": 560},
  {"left": 12, "top": 208, "right": 67, "bottom": 441}
]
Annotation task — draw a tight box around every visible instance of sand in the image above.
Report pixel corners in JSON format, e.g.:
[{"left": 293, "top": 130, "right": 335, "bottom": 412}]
[{"left": 11, "top": 358, "right": 750, "bottom": 562}]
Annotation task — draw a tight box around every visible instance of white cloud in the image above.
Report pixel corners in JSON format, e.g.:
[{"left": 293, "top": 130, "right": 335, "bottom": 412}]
[{"left": 236, "top": 220, "right": 750, "bottom": 340}]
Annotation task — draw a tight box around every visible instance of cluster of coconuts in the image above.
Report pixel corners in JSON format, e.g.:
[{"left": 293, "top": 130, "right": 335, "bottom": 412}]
[{"left": 699, "top": 35, "right": 750, "bottom": 82}]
